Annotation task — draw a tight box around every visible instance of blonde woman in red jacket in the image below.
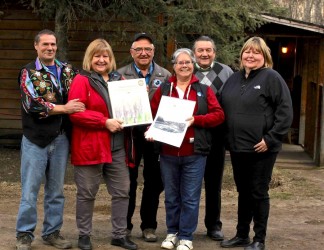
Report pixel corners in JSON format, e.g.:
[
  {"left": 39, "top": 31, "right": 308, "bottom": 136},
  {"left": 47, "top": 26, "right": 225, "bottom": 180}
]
[{"left": 68, "top": 39, "right": 137, "bottom": 250}]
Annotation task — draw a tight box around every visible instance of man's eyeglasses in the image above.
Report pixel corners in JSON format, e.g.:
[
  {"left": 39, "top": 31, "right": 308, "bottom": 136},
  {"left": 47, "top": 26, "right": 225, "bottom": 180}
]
[
  {"left": 131, "top": 47, "right": 153, "bottom": 54},
  {"left": 175, "top": 61, "right": 193, "bottom": 66}
]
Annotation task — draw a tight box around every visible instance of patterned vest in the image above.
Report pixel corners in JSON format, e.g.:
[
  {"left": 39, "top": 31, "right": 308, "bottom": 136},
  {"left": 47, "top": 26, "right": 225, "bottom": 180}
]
[{"left": 20, "top": 60, "right": 77, "bottom": 147}]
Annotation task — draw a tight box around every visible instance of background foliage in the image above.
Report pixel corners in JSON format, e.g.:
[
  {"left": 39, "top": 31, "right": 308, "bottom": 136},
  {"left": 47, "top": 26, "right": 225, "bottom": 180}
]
[{"left": 1, "top": 0, "right": 290, "bottom": 67}]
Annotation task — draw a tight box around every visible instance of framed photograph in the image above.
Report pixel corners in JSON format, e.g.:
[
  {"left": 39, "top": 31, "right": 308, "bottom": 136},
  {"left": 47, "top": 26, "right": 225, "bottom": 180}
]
[
  {"left": 146, "top": 96, "right": 196, "bottom": 147},
  {"left": 107, "top": 78, "right": 153, "bottom": 127}
]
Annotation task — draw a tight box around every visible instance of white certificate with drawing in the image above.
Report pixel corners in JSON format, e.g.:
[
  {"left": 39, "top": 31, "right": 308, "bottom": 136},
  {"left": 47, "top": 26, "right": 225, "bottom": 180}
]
[
  {"left": 107, "top": 78, "right": 153, "bottom": 127},
  {"left": 146, "top": 96, "right": 196, "bottom": 147}
]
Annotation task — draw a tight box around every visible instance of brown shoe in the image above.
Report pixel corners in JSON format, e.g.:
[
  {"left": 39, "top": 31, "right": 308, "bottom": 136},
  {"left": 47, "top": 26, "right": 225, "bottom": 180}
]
[
  {"left": 142, "top": 228, "right": 157, "bottom": 242},
  {"left": 42, "top": 230, "right": 72, "bottom": 249},
  {"left": 16, "top": 233, "right": 32, "bottom": 250}
]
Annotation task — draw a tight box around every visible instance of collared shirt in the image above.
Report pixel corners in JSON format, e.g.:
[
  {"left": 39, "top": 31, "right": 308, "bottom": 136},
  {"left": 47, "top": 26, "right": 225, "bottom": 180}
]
[
  {"left": 194, "top": 61, "right": 215, "bottom": 72},
  {"left": 34, "top": 58, "right": 63, "bottom": 93},
  {"left": 133, "top": 62, "right": 154, "bottom": 85},
  {"left": 20, "top": 58, "right": 75, "bottom": 117}
]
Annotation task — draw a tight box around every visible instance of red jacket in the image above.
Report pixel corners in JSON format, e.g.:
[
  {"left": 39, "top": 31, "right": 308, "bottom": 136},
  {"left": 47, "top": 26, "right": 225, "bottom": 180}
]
[
  {"left": 68, "top": 74, "right": 112, "bottom": 165},
  {"left": 150, "top": 75, "right": 224, "bottom": 156}
]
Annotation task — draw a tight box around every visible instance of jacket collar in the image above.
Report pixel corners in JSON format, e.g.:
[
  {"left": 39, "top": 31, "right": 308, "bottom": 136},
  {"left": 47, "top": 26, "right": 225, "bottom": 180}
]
[
  {"left": 168, "top": 74, "right": 199, "bottom": 86},
  {"left": 35, "top": 57, "right": 64, "bottom": 71},
  {"left": 242, "top": 67, "right": 265, "bottom": 79}
]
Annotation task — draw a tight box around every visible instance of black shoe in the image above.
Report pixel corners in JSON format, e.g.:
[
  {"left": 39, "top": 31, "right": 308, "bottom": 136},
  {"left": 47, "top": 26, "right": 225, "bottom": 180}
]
[
  {"left": 78, "top": 235, "right": 92, "bottom": 250},
  {"left": 221, "top": 236, "right": 250, "bottom": 248},
  {"left": 244, "top": 242, "right": 265, "bottom": 250},
  {"left": 207, "top": 230, "right": 224, "bottom": 241},
  {"left": 111, "top": 236, "right": 137, "bottom": 250}
]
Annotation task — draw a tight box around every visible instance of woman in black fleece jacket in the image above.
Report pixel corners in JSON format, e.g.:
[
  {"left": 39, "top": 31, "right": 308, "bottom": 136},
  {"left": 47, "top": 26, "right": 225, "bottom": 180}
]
[{"left": 220, "top": 37, "right": 293, "bottom": 250}]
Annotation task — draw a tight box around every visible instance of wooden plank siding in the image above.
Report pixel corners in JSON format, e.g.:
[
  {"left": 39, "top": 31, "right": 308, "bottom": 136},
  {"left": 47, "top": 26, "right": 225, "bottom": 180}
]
[
  {"left": 0, "top": 7, "right": 167, "bottom": 146},
  {"left": 303, "top": 38, "right": 324, "bottom": 162},
  {"left": 299, "top": 37, "right": 324, "bottom": 164},
  {"left": 0, "top": 8, "right": 136, "bottom": 145},
  {"left": 0, "top": 9, "right": 38, "bottom": 145}
]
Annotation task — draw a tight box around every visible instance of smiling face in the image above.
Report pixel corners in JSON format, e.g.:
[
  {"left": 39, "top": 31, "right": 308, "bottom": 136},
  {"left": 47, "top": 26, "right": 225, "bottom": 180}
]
[
  {"left": 194, "top": 40, "right": 216, "bottom": 68},
  {"left": 241, "top": 47, "right": 265, "bottom": 74},
  {"left": 130, "top": 38, "right": 155, "bottom": 69},
  {"left": 173, "top": 52, "right": 194, "bottom": 81},
  {"left": 91, "top": 51, "right": 110, "bottom": 76},
  {"left": 34, "top": 34, "right": 57, "bottom": 66}
]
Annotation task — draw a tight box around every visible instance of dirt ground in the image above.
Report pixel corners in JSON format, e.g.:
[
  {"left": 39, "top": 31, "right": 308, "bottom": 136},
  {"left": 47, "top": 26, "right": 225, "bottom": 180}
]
[{"left": 0, "top": 144, "right": 324, "bottom": 250}]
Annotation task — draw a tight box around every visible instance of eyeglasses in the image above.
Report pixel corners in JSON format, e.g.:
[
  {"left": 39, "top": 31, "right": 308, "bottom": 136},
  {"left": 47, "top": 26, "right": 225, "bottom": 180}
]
[
  {"left": 131, "top": 47, "right": 153, "bottom": 54},
  {"left": 174, "top": 61, "right": 193, "bottom": 66}
]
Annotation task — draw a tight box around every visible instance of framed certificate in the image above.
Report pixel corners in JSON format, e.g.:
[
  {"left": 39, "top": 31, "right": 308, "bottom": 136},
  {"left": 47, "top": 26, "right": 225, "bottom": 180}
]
[
  {"left": 107, "top": 78, "right": 153, "bottom": 127},
  {"left": 146, "top": 96, "right": 196, "bottom": 147}
]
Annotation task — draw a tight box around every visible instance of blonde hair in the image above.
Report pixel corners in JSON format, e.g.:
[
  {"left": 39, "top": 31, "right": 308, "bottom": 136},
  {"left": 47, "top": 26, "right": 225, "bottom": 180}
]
[
  {"left": 239, "top": 37, "right": 273, "bottom": 69},
  {"left": 83, "top": 38, "right": 116, "bottom": 72}
]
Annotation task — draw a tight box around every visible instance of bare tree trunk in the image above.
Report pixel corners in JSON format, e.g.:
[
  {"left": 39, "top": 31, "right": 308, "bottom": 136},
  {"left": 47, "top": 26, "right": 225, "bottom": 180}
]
[
  {"left": 55, "top": 5, "right": 68, "bottom": 62},
  {"left": 304, "top": 0, "right": 314, "bottom": 22},
  {"left": 272, "top": 0, "right": 323, "bottom": 25},
  {"left": 313, "top": 0, "right": 323, "bottom": 24}
]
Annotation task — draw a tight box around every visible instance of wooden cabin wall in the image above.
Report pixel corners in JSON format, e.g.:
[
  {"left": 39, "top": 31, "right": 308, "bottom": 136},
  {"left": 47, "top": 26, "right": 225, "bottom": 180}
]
[
  {"left": 0, "top": 8, "right": 140, "bottom": 146},
  {"left": 0, "top": 10, "right": 48, "bottom": 146},
  {"left": 302, "top": 38, "right": 323, "bottom": 161},
  {"left": 316, "top": 38, "right": 324, "bottom": 166}
]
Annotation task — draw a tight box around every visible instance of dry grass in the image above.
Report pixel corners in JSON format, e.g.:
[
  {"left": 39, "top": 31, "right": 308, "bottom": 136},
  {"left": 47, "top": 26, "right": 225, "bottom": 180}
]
[
  {"left": 0, "top": 146, "right": 321, "bottom": 201},
  {"left": 222, "top": 159, "right": 322, "bottom": 201}
]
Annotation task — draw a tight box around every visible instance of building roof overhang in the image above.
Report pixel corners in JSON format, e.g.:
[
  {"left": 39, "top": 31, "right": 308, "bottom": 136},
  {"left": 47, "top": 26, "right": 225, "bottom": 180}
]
[{"left": 261, "top": 14, "right": 324, "bottom": 34}]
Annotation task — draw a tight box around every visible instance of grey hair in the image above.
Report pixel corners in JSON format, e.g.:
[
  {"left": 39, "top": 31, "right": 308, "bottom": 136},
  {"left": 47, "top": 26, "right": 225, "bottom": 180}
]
[
  {"left": 192, "top": 35, "right": 216, "bottom": 52},
  {"left": 171, "top": 48, "right": 196, "bottom": 64}
]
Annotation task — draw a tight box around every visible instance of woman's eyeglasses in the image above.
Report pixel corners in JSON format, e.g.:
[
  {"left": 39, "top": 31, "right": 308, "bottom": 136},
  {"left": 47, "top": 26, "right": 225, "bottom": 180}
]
[{"left": 175, "top": 61, "right": 193, "bottom": 66}]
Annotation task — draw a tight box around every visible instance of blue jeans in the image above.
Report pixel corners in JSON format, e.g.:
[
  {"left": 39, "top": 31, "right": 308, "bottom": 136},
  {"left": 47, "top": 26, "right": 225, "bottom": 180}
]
[
  {"left": 160, "top": 154, "right": 206, "bottom": 241},
  {"left": 16, "top": 135, "right": 69, "bottom": 238}
]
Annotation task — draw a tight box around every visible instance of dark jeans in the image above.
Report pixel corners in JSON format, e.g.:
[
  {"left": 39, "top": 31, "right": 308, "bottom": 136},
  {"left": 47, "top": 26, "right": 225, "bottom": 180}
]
[
  {"left": 204, "top": 140, "right": 226, "bottom": 231},
  {"left": 230, "top": 151, "right": 278, "bottom": 243},
  {"left": 127, "top": 127, "right": 164, "bottom": 231}
]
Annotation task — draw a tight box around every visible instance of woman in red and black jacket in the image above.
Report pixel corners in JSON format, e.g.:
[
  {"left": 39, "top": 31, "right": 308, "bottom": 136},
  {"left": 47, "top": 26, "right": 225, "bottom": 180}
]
[{"left": 149, "top": 48, "right": 224, "bottom": 250}]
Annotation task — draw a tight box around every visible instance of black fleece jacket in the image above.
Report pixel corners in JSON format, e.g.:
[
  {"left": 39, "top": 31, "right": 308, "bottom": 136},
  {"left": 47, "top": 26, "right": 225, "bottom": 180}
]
[{"left": 220, "top": 67, "right": 293, "bottom": 153}]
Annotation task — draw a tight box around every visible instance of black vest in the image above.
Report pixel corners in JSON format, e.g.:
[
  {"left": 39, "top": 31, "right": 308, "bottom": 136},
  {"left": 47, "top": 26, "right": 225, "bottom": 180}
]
[
  {"left": 160, "top": 81, "right": 212, "bottom": 155},
  {"left": 19, "top": 61, "right": 77, "bottom": 147}
]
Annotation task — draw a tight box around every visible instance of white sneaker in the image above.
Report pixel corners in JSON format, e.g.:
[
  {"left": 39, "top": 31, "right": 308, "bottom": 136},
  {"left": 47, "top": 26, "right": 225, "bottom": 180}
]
[
  {"left": 161, "top": 233, "right": 179, "bottom": 249},
  {"left": 177, "top": 240, "right": 193, "bottom": 250}
]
